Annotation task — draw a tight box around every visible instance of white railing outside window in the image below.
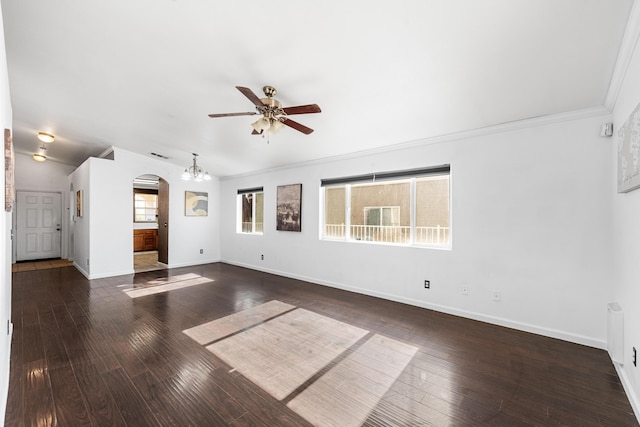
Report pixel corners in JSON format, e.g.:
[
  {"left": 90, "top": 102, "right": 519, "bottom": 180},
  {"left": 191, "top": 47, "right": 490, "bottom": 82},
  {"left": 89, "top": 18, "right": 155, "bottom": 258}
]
[
  {"left": 325, "top": 224, "right": 449, "bottom": 246},
  {"left": 242, "top": 222, "right": 263, "bottom": 233}
]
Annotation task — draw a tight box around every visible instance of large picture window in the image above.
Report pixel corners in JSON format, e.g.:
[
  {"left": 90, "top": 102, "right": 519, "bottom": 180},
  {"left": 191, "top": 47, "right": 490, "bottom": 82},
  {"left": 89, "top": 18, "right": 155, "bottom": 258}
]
[
  {"left": 322, "top": 166, "right": 450, "bottom": 247},
  {"left": 237, "top": 187, "right": 264, "bottom": 234}
]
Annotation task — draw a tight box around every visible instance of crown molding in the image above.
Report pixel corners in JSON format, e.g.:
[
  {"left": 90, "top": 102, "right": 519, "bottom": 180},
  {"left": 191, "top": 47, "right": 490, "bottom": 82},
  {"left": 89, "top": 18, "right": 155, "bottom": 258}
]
[
  {"left": 605, "top": 0, "right": 640, "bottom": 110},
  {"left": 221, "top": 106, "right": 611, "bottom": 181}
]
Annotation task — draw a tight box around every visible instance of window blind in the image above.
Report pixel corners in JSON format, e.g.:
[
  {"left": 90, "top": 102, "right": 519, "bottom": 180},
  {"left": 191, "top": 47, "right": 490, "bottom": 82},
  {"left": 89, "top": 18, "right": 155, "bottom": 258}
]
[
  {"left": 237, "top": 187, "right": 264, "bottom": 195},
  {"left": 320, "top": 165, "right": 450, "bottom": 187}
]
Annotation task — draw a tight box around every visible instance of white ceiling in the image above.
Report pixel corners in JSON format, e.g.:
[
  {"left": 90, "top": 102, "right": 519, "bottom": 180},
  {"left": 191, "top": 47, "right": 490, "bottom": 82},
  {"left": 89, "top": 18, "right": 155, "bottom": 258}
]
[{"left": 1, "top": 0, "right": 635, "bottom": 177}]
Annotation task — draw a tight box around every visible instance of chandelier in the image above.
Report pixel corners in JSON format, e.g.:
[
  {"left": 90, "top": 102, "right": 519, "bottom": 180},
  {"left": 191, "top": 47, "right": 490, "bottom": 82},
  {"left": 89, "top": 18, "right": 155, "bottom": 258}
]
[{"left": 181, "top": 153, "right": 212, "bottom": 182}]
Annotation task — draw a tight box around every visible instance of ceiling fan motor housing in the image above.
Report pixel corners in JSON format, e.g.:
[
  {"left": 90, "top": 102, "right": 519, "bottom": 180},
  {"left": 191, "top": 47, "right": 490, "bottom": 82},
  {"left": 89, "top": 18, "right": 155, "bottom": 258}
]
[{"left": 262, "top": 85, "right": 277, "bottom": 97}]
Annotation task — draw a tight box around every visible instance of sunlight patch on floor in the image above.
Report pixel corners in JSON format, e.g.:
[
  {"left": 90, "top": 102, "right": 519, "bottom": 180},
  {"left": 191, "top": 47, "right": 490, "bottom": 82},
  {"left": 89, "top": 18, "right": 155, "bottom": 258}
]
[
  {"left": 183, "top": 300, "right": 295, "bottom": 345},
  {"left": 207, "top": 308, "right": 369, "bottom": 400},
  {"left": 287, "top": 334, "right": 418, "bottom": 426},
  {"left": 183, "top": 300, "right": 418, "bottom": 426},
  {"left": 123, "top": 275, "right": 213, "bottom": 298}
]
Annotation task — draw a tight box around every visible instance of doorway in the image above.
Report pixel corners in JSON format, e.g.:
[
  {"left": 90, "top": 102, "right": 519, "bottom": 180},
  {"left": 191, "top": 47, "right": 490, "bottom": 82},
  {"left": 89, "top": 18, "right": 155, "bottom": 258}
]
[
  {"left": 16, "top": 191, "right": 62, "bottom": 261},
  {"left": 133, "top": 175, "right": 169, "bottom": 273}
]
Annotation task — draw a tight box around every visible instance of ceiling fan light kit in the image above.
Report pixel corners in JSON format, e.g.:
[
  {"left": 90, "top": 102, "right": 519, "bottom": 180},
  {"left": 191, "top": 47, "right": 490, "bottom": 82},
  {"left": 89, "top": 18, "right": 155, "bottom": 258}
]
[{"left": 209, "top": 85, "right": 321, "bottom": 136}]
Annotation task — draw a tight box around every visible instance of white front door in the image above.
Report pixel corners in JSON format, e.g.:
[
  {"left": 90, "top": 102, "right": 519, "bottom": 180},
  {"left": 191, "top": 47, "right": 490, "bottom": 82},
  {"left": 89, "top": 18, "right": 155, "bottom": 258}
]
[{"left": 16, "top": 191, "right": 62, "bottom": 261}]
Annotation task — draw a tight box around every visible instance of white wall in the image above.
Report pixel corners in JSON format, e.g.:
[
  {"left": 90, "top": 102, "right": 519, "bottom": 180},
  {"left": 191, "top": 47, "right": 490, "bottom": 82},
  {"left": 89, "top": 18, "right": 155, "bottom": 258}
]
[
  {"left": 611, "top": 10, "right": 640, "bottom": 418},
  {"left": 69, "top": 160, "right": 90, "bottom": 276},
  {"left": 0, "top": 2, "right": 12, "bottom": 421},
  {"left": 12, "top": 153, "right": 76, "bottom": 261},
  {"left": 69, "top": 147, "right": 220, "bottom": 279},
  {"left": 221, "top": 112, "right": 612, "bottom": 349}
]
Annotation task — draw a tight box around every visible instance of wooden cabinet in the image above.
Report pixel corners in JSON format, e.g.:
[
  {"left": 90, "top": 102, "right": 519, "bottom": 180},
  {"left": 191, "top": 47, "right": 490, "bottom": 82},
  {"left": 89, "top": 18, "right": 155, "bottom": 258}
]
[{"left": 134, "top": 229, "right": 158, "bottom": 252}]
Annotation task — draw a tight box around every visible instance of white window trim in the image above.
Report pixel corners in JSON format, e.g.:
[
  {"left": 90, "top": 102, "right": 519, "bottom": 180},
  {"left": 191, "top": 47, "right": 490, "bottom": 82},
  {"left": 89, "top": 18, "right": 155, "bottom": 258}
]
[{"left": 237, "top": 189, "right": 264, "bottom": 235}]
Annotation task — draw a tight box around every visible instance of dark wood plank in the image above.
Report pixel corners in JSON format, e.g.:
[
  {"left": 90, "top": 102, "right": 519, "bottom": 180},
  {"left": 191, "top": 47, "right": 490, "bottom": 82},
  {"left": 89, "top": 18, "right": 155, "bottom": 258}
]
[
  {"left": 72, "top": 361, "right": 127, "bottom": 427},
  {"left": 6, "top": 263, "right": 639, "bottom": 427},
  {"left": 130, "top": 371, "right": 194, "bottom": 427},
  {"left": 21, "top": 359, "right": 58, "bottom": 427},
  {"left": 48, "top": 365, "right": 92, "bottom": 426},
  {"left": 101, "top": 368, "right": 160, "bottom": 427}
]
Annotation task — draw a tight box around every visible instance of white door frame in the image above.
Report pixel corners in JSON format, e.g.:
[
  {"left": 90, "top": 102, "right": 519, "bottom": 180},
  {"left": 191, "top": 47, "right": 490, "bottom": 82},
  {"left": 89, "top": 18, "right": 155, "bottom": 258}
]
[{"left": 13, "top": 190, "right": 67, "bottom": 262}]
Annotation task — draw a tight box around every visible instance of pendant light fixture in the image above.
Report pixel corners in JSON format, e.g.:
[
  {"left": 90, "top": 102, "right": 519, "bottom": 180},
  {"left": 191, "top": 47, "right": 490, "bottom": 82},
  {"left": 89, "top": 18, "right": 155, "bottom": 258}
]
[{"left": 181, "top": 153, "right": 212, "bottom": 182}]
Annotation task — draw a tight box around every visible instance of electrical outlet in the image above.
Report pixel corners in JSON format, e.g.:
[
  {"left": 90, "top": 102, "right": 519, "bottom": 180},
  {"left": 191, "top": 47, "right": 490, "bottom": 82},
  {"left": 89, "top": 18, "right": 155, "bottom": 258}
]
[
  {"left": 492, "top": 290, "right": 501, "bottom": 301},
  {"left": 424, "top": 280, "right": 430, "bottom": 289},
  {"left": 261, "top": 254, "right": 264, "bottom": 261},
  {"left": 200, "top": 249, "right": 203, "bottom": 254},
  {"left": 462, "top": 286, "right": 468, "bottom": 295},
  {"left": 634, "top": 347, "right": 637, "bottom": 367}
]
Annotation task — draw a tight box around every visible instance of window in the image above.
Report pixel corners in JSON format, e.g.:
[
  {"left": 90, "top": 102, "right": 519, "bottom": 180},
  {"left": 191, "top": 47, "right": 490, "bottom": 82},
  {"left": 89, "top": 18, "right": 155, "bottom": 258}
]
[
  {"left": 134, "top": 190, "right": 158, "bottom": 223},
  {"left": 321, "top": 165, "right": 450, "bottom": 247},
  {"left": 237, "top": 187, "right": 264, "bottom": 234}
]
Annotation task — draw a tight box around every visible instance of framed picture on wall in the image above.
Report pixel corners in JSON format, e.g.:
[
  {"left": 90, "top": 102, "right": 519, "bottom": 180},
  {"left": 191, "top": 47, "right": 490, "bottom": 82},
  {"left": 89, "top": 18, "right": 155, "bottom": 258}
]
[
  {"left": 617, "top": 101, "right": 640, "bottom": 193},
  {"left": 76, "top": 190, "right": 83, "bottom": 217},
  {"left": 276, "top": 183, "right": 302, "bottom": 232},
  {"left": 185, "top": 191, "right": 208, "bottom": 216}
]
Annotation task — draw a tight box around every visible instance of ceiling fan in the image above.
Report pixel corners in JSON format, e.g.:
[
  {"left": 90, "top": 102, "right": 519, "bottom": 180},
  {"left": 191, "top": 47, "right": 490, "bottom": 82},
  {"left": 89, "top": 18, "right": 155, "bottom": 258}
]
[{"left": 208, "top": 85, "right": 321, "bottom": 135}]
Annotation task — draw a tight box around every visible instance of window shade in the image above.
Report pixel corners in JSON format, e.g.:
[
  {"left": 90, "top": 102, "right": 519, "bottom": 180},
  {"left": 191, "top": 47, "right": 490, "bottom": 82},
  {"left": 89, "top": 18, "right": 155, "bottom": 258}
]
[
  {"left": 237, "top": 187, "right": 264, "bottom": 195},
  {"left": 320, "top": 165, "right": 450, "bottom": 187}
]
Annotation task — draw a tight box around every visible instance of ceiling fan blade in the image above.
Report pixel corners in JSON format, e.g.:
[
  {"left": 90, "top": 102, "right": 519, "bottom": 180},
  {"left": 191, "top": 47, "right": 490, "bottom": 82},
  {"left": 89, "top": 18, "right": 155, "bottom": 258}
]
[
  {"left": 236, "top": 86, "right": 265, "bottom": 108},
  {"left": 282, "top": 118, "right": 314, "bottom": 135},
  {"left": 282, "top": 104, "right": 321, "bottom": 115},
  {"left": 208, "top": 111, "right": 257, "bottom": 118}
]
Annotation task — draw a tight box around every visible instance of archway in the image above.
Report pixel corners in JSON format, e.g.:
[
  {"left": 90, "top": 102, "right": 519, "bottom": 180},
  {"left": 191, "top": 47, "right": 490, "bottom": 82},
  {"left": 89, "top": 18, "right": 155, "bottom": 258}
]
[{"left": 133, "top": 174, "right": 168, "bottom": 273}]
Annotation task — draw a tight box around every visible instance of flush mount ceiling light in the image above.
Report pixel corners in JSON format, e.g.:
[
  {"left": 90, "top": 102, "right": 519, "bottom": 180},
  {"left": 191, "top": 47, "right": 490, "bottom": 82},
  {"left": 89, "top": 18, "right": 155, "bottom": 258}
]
[
  {"left": 181, "top": 153, "right": 212, "bottom": 182},
  {"left": 37, "top": 132, "right": 55, "bottom": 143},
  {"left": 32, "top": 146, "right": 47, "bottom": 162}
]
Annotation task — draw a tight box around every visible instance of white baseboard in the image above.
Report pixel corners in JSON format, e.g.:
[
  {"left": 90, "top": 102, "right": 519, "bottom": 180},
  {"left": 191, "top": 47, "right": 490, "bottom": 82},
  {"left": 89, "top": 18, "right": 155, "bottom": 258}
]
[
  {"left": 0, "top": 322, "right": 13, "bottom": 424},
  {"left": 73, "top": 262, "right": 134, "bottom": 280},
  {"left": 166, "top": 258, "right": 221, "bottom": 269},
  {"left": 221, "top": 259, "right": 605, "bottom": 350},
  {"left": 613, "top": 362, "right": 640, "bottom": 423},
  {"left": 73, "top": 262, "right": 90, "bottom": 279}
]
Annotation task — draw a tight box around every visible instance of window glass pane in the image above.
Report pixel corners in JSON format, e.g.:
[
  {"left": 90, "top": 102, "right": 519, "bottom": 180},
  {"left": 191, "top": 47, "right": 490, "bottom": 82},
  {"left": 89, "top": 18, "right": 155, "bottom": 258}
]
[
  {"left": 324, "top": 186, "right": 345, "bottom": 238},
  {"left": 241, "top": 194, "right": 253, "bottom": 233},
  {"left": 416, "top": 175, "right": 450, "bottom": 245},
  {"left": 255, "top": 192, "right": 264, "bottom": 233},
  {"left": 321, "top": 168, "right": 451, "bottom": 248},
  {"left": 238, "top": 191, "right": 264, "bottom": 234},
  {"left": 351, "top": 181, "right": 410, "bottom": 243},
  {"left": 133, "top": 193, "right": 158, "bottom": 223}
]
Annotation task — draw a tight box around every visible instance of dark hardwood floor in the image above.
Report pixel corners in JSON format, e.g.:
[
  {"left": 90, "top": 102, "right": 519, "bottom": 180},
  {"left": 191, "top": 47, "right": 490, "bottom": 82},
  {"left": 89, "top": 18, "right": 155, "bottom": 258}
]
[{"left": 5, "top": 263, "right": 638, "bottom": 426}]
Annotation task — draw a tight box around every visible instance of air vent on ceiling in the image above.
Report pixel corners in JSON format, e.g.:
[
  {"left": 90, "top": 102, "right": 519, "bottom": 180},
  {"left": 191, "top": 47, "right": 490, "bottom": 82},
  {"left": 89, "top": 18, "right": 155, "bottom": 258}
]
[{"left": 150, "top": 152, "right": 169, "bottom": 160}]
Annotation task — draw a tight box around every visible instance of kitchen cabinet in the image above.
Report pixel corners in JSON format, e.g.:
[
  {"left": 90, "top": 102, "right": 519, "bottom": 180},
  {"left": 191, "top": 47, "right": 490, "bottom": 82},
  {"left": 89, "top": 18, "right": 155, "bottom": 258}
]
[{"left": 134, "top": 229, "right": 157, "bottom": 251}]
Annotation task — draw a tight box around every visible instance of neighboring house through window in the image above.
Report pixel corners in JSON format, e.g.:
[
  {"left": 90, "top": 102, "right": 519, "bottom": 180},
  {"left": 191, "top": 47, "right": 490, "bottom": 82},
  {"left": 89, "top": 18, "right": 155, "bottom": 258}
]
[
  {"left": 322, "top": 165, "right": 450, "bottom": 247},
  {"left": 238, "top": 187, "right": 264, "bottom": 234}
]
